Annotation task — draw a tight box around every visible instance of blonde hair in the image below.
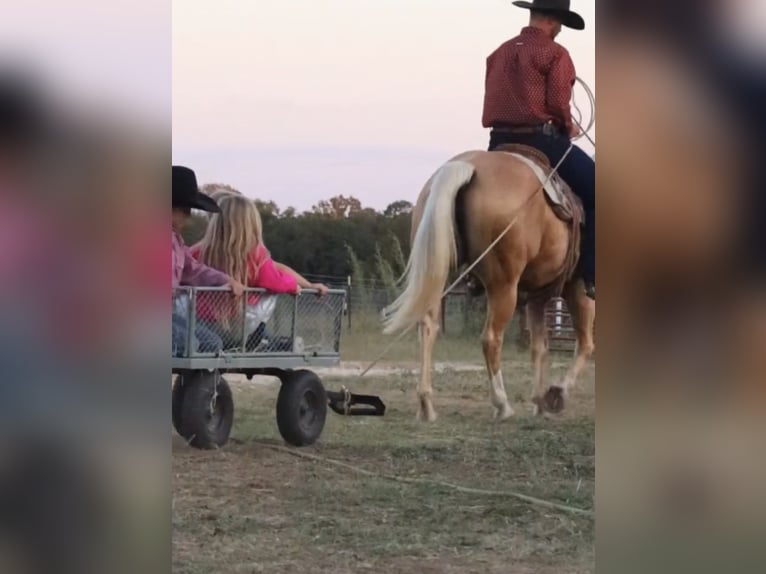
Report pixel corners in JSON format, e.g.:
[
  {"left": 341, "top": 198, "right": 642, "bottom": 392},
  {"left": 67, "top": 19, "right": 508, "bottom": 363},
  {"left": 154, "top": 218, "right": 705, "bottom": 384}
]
[
  {"left": 207, "top": 186, "right": 241, "bottom": 203},
  {"left": 197, "top": 194, "right": 264, "bottom": 286}
]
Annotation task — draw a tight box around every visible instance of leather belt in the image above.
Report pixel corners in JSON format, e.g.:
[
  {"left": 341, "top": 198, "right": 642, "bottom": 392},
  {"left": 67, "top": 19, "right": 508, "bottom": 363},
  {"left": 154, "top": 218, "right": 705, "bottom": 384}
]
[{"left": 492, "top": 122, "right": 560, "bottom": 136}]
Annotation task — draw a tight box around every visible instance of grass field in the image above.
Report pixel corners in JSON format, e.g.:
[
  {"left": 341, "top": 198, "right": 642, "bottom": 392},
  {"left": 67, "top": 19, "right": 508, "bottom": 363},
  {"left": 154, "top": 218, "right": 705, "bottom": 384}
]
[
  {"left": 172, "top": 333, "right": 594, "bottom": 574},
  {"left": 337, "top": 310, "right": 529, "bottom": 363}
]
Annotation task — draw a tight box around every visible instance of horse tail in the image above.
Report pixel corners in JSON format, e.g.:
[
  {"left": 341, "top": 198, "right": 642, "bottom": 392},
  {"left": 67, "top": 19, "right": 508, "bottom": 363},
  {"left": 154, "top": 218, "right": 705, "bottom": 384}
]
[{"left": 382, "top": 160, "right": 475, "bottom": 334}]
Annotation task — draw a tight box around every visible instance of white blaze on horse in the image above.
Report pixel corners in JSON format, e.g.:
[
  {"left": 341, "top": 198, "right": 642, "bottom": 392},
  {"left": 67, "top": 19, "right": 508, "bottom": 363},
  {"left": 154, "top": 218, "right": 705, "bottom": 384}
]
[{"left": 382, "top": 146, "right": 595, "bottom": 422}]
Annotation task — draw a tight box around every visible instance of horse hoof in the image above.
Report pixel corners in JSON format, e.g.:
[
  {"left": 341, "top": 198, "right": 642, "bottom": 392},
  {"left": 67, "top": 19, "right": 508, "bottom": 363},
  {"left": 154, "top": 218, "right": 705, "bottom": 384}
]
[
  {"left": 416, "top": 395, "right": 438, "bottom": 423},
  {"left": 494, "top": 403, "right": 515, "bottom": 420},
  {"left": 416, "top": 408, "right": 438, "bottom": 423},
  {"left": 543, "top": 386, "right": 566, "bottom": 414},
  {"left": 531, "top": 397, "right": 546, "bottom": 416}
]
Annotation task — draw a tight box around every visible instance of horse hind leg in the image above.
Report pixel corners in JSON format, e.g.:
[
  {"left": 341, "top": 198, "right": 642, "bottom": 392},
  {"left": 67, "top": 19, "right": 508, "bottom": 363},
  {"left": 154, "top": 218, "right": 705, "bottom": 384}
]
[
  {"left": 544, "top": 281, "right": 595, "bottom": 413},
  {"left": 526, "top": 299, "right": 550, "bottom": 415},
  {"left": 482, "top": 285, "right": 518, "bottom": 420},
  {"left": 416, "top": 305, "right": 440, "bottom": 422}
]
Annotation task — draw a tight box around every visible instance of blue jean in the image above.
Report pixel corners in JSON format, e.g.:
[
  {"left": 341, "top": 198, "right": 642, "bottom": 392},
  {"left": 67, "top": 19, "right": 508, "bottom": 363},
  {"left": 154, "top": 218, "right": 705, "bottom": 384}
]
[
  {"left": 489, "top": 131, "right": 595, "bottom": 285},
  {"left": 172, "top": 313, "right": 223, "bottom": 357}
]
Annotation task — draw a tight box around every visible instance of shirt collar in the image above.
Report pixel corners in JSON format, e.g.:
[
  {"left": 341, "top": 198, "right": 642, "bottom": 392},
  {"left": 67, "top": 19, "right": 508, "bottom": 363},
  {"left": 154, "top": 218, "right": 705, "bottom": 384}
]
[{"left": 521, "top": 26, "right": 551, "bottom": 40}]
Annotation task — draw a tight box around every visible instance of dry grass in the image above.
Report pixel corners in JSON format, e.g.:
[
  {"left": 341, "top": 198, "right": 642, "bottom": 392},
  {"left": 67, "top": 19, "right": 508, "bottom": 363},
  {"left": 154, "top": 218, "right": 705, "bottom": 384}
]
[
  {"left": 173, "top": 346, "right": 594, "bottom": 573},
  {"left": 338, "top": 312, "right": 528, "bottom": 364}
]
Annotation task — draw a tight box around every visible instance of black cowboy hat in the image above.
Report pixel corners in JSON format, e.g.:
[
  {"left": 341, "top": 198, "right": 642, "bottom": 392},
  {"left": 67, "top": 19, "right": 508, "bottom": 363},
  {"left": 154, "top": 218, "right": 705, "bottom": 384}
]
[
  {"left": 172, "top": 165, "right": 220, "bottom": 213},
  {"left": 512, "top": 0, "right": 585, "bottom": 30}
]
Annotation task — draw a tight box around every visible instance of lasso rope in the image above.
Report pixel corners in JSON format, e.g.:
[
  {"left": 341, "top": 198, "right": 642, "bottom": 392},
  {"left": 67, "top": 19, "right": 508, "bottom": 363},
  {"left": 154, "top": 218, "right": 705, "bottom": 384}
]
[
  {"left": 256, "top": 441, "right": 594, "bottom": 518},
  {"left": 573, "top": 76, "right": 596, "bottom": 147}
]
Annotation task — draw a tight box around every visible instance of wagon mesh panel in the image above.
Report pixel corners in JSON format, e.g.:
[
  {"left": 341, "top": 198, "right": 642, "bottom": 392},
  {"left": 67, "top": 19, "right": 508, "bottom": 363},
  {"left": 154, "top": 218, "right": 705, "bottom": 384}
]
[{"left": 171, "top": 287, "right": 345, "bottom": 358}]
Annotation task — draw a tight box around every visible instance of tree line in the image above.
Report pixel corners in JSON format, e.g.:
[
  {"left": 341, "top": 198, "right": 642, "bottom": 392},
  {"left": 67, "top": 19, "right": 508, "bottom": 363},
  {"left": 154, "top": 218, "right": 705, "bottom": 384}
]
[{"left": 181, "top": 187, "right": 414, "bottom": 288}]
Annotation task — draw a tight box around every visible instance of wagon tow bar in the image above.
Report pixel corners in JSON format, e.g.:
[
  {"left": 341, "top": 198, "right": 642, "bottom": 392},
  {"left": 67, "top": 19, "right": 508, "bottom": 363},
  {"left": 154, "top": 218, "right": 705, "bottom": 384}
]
[{"left": 326, "top": 385, "right": 386, "bottom": 417}]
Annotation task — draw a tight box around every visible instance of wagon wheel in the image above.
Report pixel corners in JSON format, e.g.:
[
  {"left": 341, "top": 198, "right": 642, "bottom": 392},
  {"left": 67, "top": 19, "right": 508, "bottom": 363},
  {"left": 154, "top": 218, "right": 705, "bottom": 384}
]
[
  {"left": 172, "top": 374, "right": 188, "bottom": 435},
  {"left": 178, "top": 371, "right": 234, "bottom": 450},
  {"left": 276, "top": 370, "right": 327, "bottom": 447}
]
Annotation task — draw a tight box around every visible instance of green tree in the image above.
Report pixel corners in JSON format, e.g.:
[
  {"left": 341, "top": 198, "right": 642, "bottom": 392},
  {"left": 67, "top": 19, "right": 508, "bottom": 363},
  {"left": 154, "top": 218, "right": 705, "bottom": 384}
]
[
  {"left": 312, "top": 195, "right": 363, "bottom": 218},
  {"left": 254, "top": 199, "right": 280, "bottom": 217},
  {"left": 383, "top": 200, "right": 413, "bottom": 218},
  {"left": 182, "top": 187, "right": 417, "bottom": 282}
]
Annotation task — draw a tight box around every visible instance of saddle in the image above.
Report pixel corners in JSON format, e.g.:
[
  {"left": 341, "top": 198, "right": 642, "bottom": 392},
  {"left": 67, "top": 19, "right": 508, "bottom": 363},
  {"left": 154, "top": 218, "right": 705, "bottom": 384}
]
[
  {"left": 494, "top": 144, "right": 583, "bottom": 223},
  {"left": 494, "top": 143, "right": 585, "bottom": 299}
]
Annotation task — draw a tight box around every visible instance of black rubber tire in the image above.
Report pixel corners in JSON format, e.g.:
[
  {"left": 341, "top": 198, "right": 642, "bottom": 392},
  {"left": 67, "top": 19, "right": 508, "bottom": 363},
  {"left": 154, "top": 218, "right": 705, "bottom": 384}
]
[
  {"left": 276, "top": 370, "right": 327, "bottom": 447},
  {"left": 178, "top": 371, "right": 234, "bottom": 450},
  {"left": 172, "top": 375, "right": 188, "bottom": 436}
]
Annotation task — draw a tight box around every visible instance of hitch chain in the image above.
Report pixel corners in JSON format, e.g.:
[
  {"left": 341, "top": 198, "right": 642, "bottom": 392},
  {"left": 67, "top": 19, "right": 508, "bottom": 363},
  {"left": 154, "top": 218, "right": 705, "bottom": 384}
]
[{"left": 340, "top": 385, "right": 352, "bottom": 416}]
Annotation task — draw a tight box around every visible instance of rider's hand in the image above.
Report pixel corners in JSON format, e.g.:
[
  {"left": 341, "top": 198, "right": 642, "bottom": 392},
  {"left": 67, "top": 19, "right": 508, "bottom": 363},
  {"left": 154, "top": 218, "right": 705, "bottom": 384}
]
[
  {"left": 293, "top": 284, "right": 302, "bottom": 295},
  {"left": 311, "top": 282, "right": 329, "bottom": 297},
  {"left": 227, "top": 278, "right": 245, "bottom": 298}
]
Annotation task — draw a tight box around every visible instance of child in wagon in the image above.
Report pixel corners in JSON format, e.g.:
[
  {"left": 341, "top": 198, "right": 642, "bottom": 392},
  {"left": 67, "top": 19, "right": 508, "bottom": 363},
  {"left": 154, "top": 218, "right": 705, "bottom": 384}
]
[
  {"left": 172, "top": 165, "right": 244, "bottom": 356},
  {"left": 193, "top": 186, "right": 328, "bottom": 294},
  {"left": 191, "top": 193, "right": 328, "bottom": 350}
]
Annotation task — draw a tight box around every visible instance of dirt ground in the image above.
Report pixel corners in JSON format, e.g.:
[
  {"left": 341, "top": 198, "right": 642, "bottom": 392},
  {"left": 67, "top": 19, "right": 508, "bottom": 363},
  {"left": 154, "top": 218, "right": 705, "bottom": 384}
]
[{"left": 172, "top": 353, "right": 594, "bottom": 574}]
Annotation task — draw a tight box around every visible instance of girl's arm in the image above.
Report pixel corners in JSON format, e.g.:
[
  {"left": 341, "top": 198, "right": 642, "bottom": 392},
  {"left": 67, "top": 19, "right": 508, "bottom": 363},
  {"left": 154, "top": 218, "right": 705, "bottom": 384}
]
[
  {"left": 274, "top": 262, "right": 329, "bottom": 296},
  {"left": 252, "top": 256, "right": 299, "bottom": 294}
]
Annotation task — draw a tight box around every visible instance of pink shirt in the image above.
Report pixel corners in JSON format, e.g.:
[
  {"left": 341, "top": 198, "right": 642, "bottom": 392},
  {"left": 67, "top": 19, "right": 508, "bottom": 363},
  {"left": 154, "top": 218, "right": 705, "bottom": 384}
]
[
  {"left": 190, "top": 243, "right": 297, "bottom": 321},
  {"left": 246, "top": 244, "right": 298, "bottom": 293}
]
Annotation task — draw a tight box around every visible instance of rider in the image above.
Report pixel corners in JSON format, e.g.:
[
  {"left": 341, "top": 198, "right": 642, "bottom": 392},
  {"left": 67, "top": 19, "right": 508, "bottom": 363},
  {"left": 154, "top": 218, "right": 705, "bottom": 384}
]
[{"left": 482, "top": 0, "right": 595, "bottom": 300}]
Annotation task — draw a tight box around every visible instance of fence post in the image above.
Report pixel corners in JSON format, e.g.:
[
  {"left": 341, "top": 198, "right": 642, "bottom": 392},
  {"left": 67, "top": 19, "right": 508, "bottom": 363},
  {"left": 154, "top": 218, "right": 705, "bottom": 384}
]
[
  {"left": 462, "top": 291, "right": 470, "bottom": 336},
  {"left": 440, "top": 296, "right": 447, "bottom": 336},
  {"left": 347, "top": 275, "right": 352, "bottom": 330}
]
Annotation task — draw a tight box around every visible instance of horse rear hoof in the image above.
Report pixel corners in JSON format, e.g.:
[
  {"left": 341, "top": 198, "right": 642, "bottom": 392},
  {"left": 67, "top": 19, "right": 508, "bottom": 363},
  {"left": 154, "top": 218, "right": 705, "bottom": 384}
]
[
  {"left": 416, "top": 409, "right": 438, "bottom": 423},
  {"left": 543, "top": 386, "right": 566, "bottom": 414},
  {"left": 416, "top": 397, "right": 438, "bottom": 423}
]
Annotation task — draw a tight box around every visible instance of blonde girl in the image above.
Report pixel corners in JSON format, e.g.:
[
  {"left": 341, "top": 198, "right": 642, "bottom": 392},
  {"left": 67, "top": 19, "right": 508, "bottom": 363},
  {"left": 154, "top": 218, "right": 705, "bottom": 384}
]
[{"left": 191, "top": 194, "right": 328, "bottom": 329}]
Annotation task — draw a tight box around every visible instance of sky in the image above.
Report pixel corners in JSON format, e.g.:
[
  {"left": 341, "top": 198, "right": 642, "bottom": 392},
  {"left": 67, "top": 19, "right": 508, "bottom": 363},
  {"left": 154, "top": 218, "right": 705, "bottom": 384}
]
[
  {"left": 173, "top": 0, "right": 595, "bottom": 212},
  {"left": 2, "top": 1, "right": 171, "bottom": 129}
]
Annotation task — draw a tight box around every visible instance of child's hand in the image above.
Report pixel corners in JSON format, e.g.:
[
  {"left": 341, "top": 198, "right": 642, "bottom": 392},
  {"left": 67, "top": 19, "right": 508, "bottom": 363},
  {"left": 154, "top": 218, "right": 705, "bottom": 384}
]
[
  {"left": 311, "top": 282, "right": 329, "bottom": 297},
  {"left": 228, "top": 278, "right": 245, "bottom": 298},
  {"left": 293, "top": 284, "right": 302, "bottom": 295}
]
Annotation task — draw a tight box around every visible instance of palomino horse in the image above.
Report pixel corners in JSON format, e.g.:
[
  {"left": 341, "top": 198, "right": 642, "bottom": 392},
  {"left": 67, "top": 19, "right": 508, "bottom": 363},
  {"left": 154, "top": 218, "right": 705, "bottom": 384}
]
[{"left": 383, "top": 149, "right": 595, "bottom": 422}]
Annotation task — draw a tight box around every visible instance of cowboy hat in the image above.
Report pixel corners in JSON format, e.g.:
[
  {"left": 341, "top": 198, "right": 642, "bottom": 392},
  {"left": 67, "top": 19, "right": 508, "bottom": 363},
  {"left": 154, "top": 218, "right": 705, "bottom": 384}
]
[
  {"left": 172, "top": 165, "right": 221, "bottom": 213},
  {"left": 512, "top": 0, "right": 585, "bottom": 31}
]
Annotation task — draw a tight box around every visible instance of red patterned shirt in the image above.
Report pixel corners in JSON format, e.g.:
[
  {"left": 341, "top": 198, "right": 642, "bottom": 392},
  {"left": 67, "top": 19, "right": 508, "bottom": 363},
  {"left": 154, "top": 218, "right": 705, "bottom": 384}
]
[{"left": 482, "top": 27, "right": 576, "bottom": 132}]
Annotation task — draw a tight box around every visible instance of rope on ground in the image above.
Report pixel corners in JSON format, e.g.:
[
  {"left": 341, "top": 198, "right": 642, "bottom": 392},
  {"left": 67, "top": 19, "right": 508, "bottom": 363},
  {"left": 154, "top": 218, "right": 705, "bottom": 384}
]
[{"left": 256, "top": 441, "right": 593, "bottom": 518}]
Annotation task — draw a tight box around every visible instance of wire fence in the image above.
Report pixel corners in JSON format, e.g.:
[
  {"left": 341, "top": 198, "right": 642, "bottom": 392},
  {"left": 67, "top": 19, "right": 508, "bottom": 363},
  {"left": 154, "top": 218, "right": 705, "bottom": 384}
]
[{"left": 301, "top": 274, "right": 577, "bottom": 352}]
